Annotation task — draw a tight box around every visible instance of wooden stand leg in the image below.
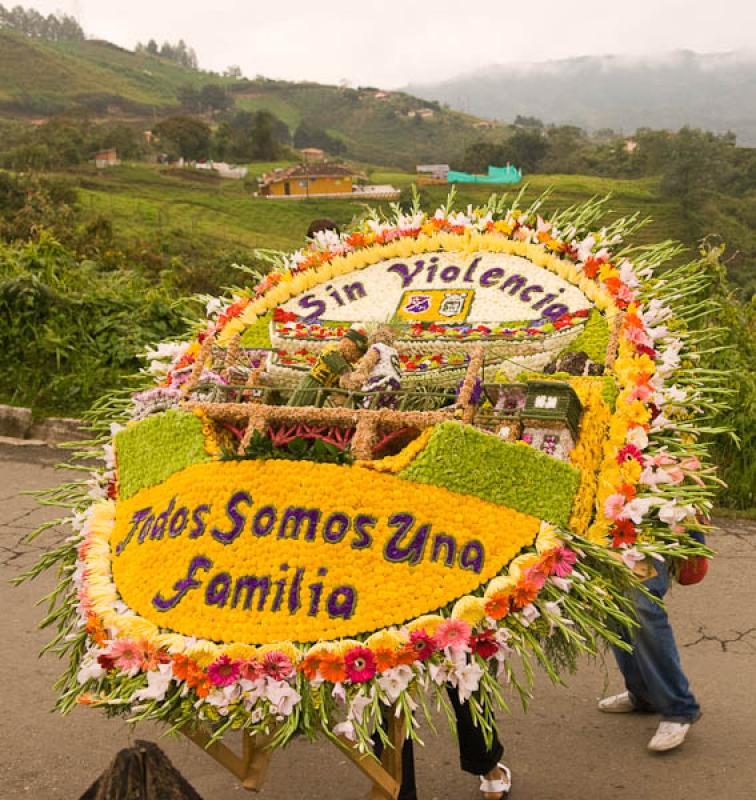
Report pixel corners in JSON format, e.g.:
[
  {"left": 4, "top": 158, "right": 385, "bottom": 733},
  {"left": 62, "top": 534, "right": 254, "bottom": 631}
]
[
  {"left": 182, "top": 706, "right": 406, "bottom": 798},
  {"left": 335, "top": 708, "right": 406, "bottom": 800},
  {"left": 181, "top": 726, "right": 275, "bottom": 792}
]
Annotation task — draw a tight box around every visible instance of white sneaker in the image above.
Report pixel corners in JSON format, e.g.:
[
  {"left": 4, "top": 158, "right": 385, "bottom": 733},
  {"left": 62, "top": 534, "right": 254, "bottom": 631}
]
[
  {"left": 598, "top": 691, "right": 637, "bottom": 713},
  {"left": 647, "top": 721, "right": 691, "bottom": 752}
]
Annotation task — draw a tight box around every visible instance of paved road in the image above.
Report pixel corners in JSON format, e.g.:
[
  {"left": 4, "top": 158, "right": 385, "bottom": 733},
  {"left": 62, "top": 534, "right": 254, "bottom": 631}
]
[{"left": 1, "top": 442, "right": 755, "bottom": 800}]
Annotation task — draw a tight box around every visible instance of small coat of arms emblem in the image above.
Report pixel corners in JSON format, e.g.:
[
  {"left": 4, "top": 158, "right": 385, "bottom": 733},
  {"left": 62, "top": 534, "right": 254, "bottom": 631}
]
[
  {"left": 439, "top": 293, "right": 467, "bottom": 317},
  {"left": 403, "top": 294, "right": 432, "bottom": 314}
]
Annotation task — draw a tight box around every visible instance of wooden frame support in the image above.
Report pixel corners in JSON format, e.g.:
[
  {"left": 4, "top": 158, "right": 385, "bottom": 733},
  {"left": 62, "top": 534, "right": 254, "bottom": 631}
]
[{"left": 181, "top": 709, "right": 406, "bottom": 798}]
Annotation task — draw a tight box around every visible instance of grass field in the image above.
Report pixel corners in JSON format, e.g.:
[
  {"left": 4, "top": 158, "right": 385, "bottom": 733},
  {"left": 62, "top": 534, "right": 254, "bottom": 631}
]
[{"left": 69, "top": 163, "right": 689, "bottom": 260}]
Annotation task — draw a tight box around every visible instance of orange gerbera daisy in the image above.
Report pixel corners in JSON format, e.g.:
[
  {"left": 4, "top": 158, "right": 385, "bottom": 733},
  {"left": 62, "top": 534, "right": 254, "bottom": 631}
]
[
  {"left": 484, "top": 591, "right": 512, "bottom": 621},
  {"left": 373, "top": 647, "right": 397, "bottom": 673},
  {"left": 318, "top": 653, "right": 347, "bottom": 683}
]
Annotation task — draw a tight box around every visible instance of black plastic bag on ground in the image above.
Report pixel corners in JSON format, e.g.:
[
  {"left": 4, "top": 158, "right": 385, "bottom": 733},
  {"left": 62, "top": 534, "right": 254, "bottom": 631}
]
[{"left": 79, "top": 740, "right": 203, "bottom": 800}]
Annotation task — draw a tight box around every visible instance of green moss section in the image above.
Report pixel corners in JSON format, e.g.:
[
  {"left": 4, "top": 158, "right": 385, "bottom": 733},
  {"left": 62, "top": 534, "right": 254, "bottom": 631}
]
[
  {"left": 239, "top": 313, "right": 272, "bottom": 348},
  {"left": 398, "top": 422, "right": 580, "bottom": 526},
  {"left": 115, "top": 409, "right": 209, "bottom": 499},
  {"left": 563, "top": 308, "right": 610, "bottom": 363}
]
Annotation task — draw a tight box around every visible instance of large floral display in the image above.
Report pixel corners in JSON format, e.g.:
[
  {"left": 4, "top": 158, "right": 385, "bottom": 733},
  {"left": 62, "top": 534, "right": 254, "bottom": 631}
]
[{"left": 27, "top": 196, "right": 722, "bottom": 755}]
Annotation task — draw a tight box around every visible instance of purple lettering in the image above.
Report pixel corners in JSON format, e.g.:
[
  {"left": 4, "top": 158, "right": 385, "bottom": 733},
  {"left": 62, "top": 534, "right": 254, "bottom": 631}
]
[
  {"left": 459, "top": 540, "right": 485, "bottom": 573},
  {"left": 387, "top": 261, "right": 424, "bottom": 288},
  {"left": 500, "top": 274, "right": 526, "bottom": 295},
  {"left": 352, "top": 514, "right": 376, "bottom": 549},
  {"left": 430, "top": 533, "right": 457, "bottom": 567},
  {"left": 440, "top": 265, "right": 460, "bottom": 282},
  {"left": 384, "top": 513, "right": 429, "bottom": 566},
  {"left": 343, "top": 281, "right": 366, "bottom": 302},
  {"left": 520, "top": 284, "right": 544, "bottom": 303},
  {"left": 298, "top": 294, "right": 327, "bottom": 322},
  {"left": 232, "top": 575, "right": 270, "bottom": 611},
  {"left": 150, "top": 497, "right": 176, "bottom": 541},
  {"left": 152, "top": 555, "right": 211, "bottom": 611},
  {"left": 253, "top": 504, "right": 277, "bottom": 537},
  {"left": 542, "top": 303, "right": 570, "bottom": 321},
  {"left": 532, "top": 292, "right": 556, "bottom": 310},
  {"left": 168, "top": 506, "right": 189, "bottom": 538},
  {"left": 323, "top": 512, "right": 350, "bottom": 544},
  {"left": 115, "top": 507, "right": 151, "bottom": 555},
  {"left": 188, "top": 504, "right": 210, "bottom": 538},
  {"left": 463, "top": 256, "right": 481, "bottom": 282},
  {"left": 327, "top": 585, "right": 357, "bottom": 619},
  {"left": 288, "top": 567, "right": 305, "bottom": 614},
  {"left": 205, "top": 572, "right": 231, "bottom": 607},
  {"left": 277, "top": 506, "right": 321, "bottom": 541},
  {"left": 211, "top": 490, "right": 252, "bottom": 545},
  {"left": 479, "top": 268, "right": 504, "bottom": 287}
]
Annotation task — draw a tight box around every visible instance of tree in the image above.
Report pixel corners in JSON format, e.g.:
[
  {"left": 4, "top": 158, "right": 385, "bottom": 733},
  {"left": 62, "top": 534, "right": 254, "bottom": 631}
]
[
  {"left": 198, "top": 84, "right": 231, "bottom": 114},
  {"left": 501, "top": 130, "right": 548, "bottom": 173},
  {"left": 0, "top": 4, "right": 84, "bottom": 40},
  {"left": 293, "top": 122, "right": 345, "bottom": 155},
  {"left": 153, "top": 116, "right": 210, "bottom": 160},
  {"left": 513, "top": 115, "right": 543, "bottom": 129},
  {"left": 224, "top": 65, "right": 242, "bottom": 79},
  {"left": 459, "top": 141, "right": 506, "bottom": 174},
  {"left": 177, "top": 84, "right": 201, "bottom": 113}
]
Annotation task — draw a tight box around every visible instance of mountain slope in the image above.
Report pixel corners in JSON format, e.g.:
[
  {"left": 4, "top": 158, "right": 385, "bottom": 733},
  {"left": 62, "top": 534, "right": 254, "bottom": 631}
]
[
  {"left": 406, "top": 50, "right": 756, "bottom": 146},
  {"left": 0, "top": 29, "right": 508, "bottom": 168}
]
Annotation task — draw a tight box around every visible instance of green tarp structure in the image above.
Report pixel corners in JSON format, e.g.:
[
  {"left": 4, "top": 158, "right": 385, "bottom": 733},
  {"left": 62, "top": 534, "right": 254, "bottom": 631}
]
[{"left": 447, "top": 164, "right": 522, "bottom": 184}]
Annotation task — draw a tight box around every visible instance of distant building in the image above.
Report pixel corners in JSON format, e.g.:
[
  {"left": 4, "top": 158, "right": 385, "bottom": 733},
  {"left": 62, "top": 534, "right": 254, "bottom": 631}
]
[
  {"left": 624, "top": 138, "right": 639, "bottom": 153},
  {"left": 447, "top": 163, "right": 521, "bottom": 185},
  {"left": 93, "top": 149, "right": 120, "bottom": 169},
  {"left": 300, "top": 147, "right": 325, "bottom": 163},
  {"left": 473, "top": 120, "right": 496, "bottom": 129},
  {"left": 259, "top": 162, "right": 359, "bottom": 197},
  {"left": 373, "top": 91, "right": 390, "bottom": 100},
  {"left": 408, "top": 108, "right": 434, "bottom": 119},
  {"left": 416, "top": 164, "right": 450, "bottom": 180}
]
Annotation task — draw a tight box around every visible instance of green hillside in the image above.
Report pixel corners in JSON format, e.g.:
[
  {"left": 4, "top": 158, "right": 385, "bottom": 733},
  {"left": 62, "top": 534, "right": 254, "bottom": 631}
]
[
  {"left": 0, "top": 30, "right": 222, "bottom": 115},
  {"left": 70, "top": 162, "right": 687, "bottom": 256},
  {"left": 0, "top": 29, "right": 508, "bottom": 168}
]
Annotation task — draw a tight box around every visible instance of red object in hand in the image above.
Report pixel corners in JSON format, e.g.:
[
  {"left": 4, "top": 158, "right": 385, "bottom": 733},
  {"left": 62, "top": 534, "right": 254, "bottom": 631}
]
[{"left": 677, "top": 555, "right": 709, "bottom": 585}]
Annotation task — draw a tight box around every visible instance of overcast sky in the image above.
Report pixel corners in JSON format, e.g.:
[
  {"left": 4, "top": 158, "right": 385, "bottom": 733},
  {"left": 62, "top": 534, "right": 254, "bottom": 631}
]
[{"left": 22, "top": 0, "right": 756, "bottom": 87}]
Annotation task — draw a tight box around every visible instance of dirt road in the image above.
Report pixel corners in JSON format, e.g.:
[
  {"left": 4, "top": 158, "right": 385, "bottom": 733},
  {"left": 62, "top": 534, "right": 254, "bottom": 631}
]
[{"left": 2, "top": 442, "right": 754, "bottom": 800}]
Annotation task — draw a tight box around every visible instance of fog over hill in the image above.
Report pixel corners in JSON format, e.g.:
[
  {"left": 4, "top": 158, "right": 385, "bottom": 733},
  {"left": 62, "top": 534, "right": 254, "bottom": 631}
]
[{"left": 406, "top": 50, "right": 756, "bottom": 146}]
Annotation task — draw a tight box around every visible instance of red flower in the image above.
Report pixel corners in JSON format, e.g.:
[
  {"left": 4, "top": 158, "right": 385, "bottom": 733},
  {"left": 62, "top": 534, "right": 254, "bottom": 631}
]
[
  {"left": 617, "top": 444, "right": 645, "bottom": 466},
  {"left": 344, "top": 646, "right": 377, "bottom": 683},
  {"left": 273, "top": 308, "right": 298, "bottom": 323},
  {"left": 612, "top": 519, "right": 637, "bottom": 547},
  {"left": 471, "top": 630, "right": 499, "bottom": 660},
  {"left": 401, "top": 630, "right": 437, "bottom": 662}
]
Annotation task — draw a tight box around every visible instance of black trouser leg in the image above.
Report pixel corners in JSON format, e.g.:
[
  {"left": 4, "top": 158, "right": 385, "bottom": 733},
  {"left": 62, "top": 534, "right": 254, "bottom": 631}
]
[
  {"left": 374, "top": 709, "right": 418, "bottom": 800},
  {"left": 447, "top": 688, "right": 505, "bottom": 776}
]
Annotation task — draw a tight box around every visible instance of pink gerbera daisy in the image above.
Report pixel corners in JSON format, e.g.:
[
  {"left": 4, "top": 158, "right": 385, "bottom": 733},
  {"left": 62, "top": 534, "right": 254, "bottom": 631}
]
[
  {"left": 262, "top": 651, "right": 294, "bottom": 681},
  {"left": 108, "top": 638, "right": 144, "bottom": 675},
  {"left": 239, "top": 659, "right": 264, "bottom": 681},
  {"left": 435, "top": 619, "right": 471, "bottom": 650},
  {"left": 344, "top": 646, "right": 377, "bottom": 683},
  {"left": 207, "top": 655, "right": 241, "bottom": 687},
  {"left": 551, "top": 547, "right": 578, "bottom": 578}
]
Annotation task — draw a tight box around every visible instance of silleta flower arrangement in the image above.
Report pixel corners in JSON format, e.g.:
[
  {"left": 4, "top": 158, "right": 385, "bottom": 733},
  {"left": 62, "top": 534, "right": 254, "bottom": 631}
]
[{"left": 23, "top": 194, "right": 726, "bottom": 757}]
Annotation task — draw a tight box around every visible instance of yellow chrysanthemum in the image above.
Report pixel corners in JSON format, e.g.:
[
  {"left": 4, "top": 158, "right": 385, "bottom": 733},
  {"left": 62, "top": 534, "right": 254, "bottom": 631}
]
[
  {"left": 406, "top": 615, "right": 445, "bottom": 636},
  {"left": 535, "top": 522, "right": 562, "bottom": 554},
  {"left": 365, "top": 629, "right": 407, "bottom": 651},
  {"left": 222, "top": 643, "right": 259, "bottom": 661},
  {"left": 484, "top": 576, "right": 517, "bottom": 598},
  {"left": 508, "top": 553, "right": 541, "bottom": 580},
  {"left": 186, "top": 641, "right": 222, "bottom": 667},
  {"left": 451, "top": 596, "right": 486, "bottom": 626}
]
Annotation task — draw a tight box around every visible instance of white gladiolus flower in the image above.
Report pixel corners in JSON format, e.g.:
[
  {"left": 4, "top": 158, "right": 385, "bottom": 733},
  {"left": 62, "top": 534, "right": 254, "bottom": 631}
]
[
  {"left": 378, "top": 666, "right": 414, "bottom": 703},
  {"left": 133, "top": 664, "right": 173, "bottom": 702},
  {"left": 265, "top": 680, "right": 301, "bottom": 717},
  {"left": 450, "top": 661, "right": 484, "bottom": 703},
  {"left": 77, "top": 653, "right": 105, "bottom": 684},
  {"left": 621, "top": 547, "right": 646, "bottom": 570}
]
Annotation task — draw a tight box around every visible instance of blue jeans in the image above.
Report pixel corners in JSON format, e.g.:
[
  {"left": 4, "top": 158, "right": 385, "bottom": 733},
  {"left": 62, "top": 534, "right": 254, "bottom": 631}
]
[{"left": 613, "top": 559, "right": 701, "bottom": 723}]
